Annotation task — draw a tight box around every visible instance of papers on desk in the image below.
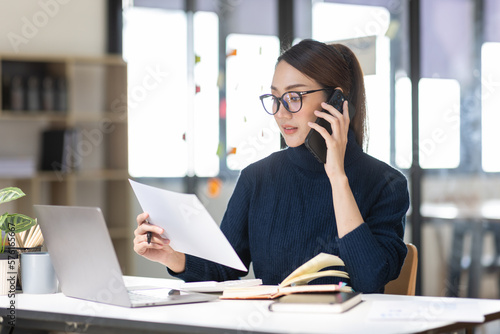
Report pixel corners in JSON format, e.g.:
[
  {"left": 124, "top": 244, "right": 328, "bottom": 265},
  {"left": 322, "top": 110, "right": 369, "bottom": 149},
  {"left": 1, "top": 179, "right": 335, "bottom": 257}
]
[
  {"left": 129, "top": 179, "right": 247, "bottom": 272},
  {"left": 368, "top": 299, "right": 485, "bottom": 323},
  {"left": 180, "top": 279, "right": 263, "bottom": 292}
]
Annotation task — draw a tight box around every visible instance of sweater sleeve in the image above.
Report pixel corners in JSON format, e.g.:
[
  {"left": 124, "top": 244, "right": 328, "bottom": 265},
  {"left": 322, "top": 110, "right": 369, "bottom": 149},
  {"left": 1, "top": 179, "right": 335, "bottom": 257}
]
[
  {"left": 338, "top": 169, "right": 409, "bottom": 293},
  {"left": 168, "top": 171, "right": 252, "bottom": 282}
]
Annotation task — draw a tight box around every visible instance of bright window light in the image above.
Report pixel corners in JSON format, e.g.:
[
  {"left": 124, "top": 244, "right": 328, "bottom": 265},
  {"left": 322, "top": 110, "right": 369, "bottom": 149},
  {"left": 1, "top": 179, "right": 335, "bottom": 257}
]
[
  {"left": 312, "top": 3, "right": 390, "bottom": 42},
  {"left": 395, "top": 77, "right": 412, "bottom": 169},
  {"left": 124, "top": 8, "right": 219, "bottom": 177},
  {"left": 312, "top": 2, "right": 391, "bottom": 164},
  {"left": 225, "top": 34, "right": 281, "bottom": 170},
  {"left": 481, "top": 42, "right": 500, "bottom": 172},
  {"left": 364, "top": 36, "right": 391, "bottom": 163},
  {"left": 193, "top": 11, "right": 219, "bottom": 177},
  {"left": 124, "top": 8, "right": 188, "bottom": 177},
  {"left": 418, "top": 78, "right": 461, "bottom": 169}
]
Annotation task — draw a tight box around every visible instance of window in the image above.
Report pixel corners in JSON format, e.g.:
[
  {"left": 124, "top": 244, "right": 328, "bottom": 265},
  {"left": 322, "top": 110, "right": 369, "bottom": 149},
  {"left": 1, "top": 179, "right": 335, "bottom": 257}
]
[
  {"left": 481, "top": 42, "right": 500, "bottom": 172},
  {"left": 225, "top": 34, "right": 281, "bottom": 170},
  {"left": 124, "top": 7, "right": 219, "bottom": 177},
  {"left": 192, "top": 11, "right": 220, "bottom": 176},
  {"left": 395, "top": 77, "right": 412, "bottom": 169},
  {"left": 418, "top": 78, "right": 461, "bottom": 169},
  {"left": 124, "top": 8, "right": 188, "bottom": 177},
  {"left": 312, "top": 2, "right": 391, "bottom": 163}
]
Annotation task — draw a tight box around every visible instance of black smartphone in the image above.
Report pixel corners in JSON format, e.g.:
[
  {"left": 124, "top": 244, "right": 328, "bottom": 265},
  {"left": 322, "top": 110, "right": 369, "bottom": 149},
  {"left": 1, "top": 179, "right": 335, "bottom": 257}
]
[{"left": 304, "top": 89, "right": 356, "bottom": 164}]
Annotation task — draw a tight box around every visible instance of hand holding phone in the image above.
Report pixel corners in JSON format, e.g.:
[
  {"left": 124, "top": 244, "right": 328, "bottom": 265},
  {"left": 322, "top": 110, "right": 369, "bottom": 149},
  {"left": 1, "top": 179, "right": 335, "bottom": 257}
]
[{"left": 304, "top": 89, "right": 355, "bottom": 164}]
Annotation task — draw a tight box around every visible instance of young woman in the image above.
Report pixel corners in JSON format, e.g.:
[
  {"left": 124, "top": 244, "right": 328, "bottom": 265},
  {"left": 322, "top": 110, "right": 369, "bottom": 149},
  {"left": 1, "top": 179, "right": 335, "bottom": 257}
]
[{"left": 133, "top": 39, "right": 409, "bottom": 293}]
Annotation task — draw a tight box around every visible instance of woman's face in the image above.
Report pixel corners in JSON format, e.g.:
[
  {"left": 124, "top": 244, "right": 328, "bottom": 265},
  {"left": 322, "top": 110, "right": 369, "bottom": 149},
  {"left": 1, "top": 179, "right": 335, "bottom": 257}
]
[{"left": 271, "top": 61, "right": 327, "bottom": 147}]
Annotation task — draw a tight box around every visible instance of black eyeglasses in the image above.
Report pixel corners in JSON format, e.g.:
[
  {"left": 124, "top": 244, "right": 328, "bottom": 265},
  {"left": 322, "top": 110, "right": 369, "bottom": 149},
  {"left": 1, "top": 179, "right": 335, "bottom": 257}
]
[{"left": 259, "top": 88, "right": 330, "bottom": 115}]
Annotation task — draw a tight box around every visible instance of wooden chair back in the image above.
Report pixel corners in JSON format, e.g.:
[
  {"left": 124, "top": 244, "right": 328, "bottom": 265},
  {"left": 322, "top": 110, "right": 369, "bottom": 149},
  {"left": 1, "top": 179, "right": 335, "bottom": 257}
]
[{"left": 385, "top": 243, "right": 418, "bottom": 295}]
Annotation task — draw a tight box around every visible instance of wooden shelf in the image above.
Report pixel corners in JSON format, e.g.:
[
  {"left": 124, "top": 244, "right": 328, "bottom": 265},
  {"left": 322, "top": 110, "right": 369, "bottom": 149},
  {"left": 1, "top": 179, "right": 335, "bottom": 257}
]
[
  {"left": 71, "top": 169, "right": 130, "bottom": 180},
  {"left": 0, "top": 111, "right": 129, "bottom": 124},
  {"left": 0, "top": 53, "right": 125, "bottom": 64},
  {"left": 0, "top": 170, "right": 130, "bottom": 182},
  {"left": 0, "top": 111, "right": 67, "bottom": 122},
  {"left": 0, "top": 54, "right": 131, "bottom": 274},
  {"left": 70, "top": 111, "right": 127, "bottom": 123}
]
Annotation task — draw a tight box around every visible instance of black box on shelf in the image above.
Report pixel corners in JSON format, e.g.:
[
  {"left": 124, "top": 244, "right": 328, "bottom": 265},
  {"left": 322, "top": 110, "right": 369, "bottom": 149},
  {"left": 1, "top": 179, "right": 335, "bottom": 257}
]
[{"left": 40, "top": 128, "right": 78, "bottom": 173}]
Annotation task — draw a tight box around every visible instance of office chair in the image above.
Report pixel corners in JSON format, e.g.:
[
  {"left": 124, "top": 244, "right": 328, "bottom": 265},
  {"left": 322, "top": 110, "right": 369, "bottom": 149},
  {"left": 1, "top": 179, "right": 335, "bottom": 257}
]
[{"left": 384, "top": 243, "right": 418, "bottom": 296}]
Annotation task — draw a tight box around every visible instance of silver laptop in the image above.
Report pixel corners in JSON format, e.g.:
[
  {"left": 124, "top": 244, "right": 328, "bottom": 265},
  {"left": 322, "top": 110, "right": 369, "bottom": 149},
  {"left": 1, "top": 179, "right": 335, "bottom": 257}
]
[{"left": 34, "top": 204, "right": 216, "bottom": 307}]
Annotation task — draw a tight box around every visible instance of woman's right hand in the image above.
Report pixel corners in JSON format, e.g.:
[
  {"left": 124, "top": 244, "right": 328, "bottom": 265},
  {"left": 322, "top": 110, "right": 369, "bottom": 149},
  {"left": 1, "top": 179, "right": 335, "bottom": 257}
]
[{"left": 133, "top": 212, "right": 186, "bottom": 273}]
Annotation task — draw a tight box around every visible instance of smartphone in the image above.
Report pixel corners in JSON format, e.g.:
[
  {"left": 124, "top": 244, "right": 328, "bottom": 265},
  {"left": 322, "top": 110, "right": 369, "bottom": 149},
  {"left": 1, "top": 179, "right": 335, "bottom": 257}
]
[{"left": 304, "top": 89, "right": 356, "bottom": 164}]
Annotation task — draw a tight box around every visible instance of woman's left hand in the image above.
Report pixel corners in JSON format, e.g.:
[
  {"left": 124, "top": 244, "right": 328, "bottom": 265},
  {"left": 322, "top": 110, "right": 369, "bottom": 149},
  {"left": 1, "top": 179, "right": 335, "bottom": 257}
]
[{"left": 308, "top": 100, "right": 350, "bottom": 178}]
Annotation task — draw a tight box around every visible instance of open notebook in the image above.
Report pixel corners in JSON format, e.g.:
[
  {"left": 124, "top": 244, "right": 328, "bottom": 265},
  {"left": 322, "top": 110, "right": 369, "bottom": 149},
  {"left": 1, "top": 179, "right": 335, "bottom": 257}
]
[{"left": 34, "top": 205, "right": 216, "bottom": 307}]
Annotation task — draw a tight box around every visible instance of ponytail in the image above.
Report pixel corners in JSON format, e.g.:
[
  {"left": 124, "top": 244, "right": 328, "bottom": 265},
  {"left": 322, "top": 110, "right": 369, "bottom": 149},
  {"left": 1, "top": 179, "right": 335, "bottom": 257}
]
[{"left": 330, "top": 44, "right": 368, "bottom": 150}]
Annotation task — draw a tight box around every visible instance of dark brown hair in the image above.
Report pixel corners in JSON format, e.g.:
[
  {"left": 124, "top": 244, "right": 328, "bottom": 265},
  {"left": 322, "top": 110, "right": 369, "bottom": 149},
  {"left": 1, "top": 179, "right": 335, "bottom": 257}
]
[{"left": 277, "top": 39, "right": 368, "bottom": 150}]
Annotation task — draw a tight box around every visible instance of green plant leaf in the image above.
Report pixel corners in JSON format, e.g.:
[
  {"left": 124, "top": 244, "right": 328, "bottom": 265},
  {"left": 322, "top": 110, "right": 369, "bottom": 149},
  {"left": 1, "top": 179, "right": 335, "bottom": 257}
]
[
  {"left": 0, "top": 187, "right": 26, "bottom": 205},
  {"left": 0, "top": 213, "right": 8, "bottom": 230},
  {"left": 1, "top": 213, "right": 11, "bottom": 252},
  {"left": 0, "top": 213, "right": 36, "bottom": 233}
]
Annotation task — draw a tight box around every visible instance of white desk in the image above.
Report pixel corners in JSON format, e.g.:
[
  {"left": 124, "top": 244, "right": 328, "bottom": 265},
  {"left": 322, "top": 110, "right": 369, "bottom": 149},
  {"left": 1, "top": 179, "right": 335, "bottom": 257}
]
[{"left": 2, "top": 276, "right": 500, "bottom": 334}]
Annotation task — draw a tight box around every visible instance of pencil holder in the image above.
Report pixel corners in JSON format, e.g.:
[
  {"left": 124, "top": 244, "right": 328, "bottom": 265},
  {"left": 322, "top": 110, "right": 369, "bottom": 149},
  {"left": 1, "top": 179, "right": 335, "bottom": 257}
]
[
  {"left": 5, "top": 246, "right": 43, "bottom": 290},
  {"left": 21, "top": 252, "right": 57, "bottom": 294},
  {"left": 0, "top": 250, "right": 18, "bottom": 295}
]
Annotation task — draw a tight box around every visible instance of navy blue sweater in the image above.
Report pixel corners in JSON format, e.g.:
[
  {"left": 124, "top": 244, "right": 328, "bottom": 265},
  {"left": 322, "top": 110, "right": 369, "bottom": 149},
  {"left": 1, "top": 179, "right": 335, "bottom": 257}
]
[{"left": 171, "top": 130, "right": 410, "bottom": 293}]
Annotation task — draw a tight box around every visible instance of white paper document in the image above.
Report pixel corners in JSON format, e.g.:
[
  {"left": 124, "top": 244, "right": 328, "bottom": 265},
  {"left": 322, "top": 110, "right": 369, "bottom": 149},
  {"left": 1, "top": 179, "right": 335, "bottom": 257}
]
[
  {"left": 368, "top": 299, "right": 485, "bottom": 323},
  {"left": 180, "top": 279, "right": 262, "bottom": 292},
  {"left": 129, "top": 179, "right": 247, "bottom": 272}
]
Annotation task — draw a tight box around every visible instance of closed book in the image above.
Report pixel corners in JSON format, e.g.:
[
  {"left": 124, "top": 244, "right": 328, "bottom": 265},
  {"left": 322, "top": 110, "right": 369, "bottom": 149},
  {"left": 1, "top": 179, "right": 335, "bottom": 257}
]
[{"left": 269, "top": 292, "right": 362, "bottom": 313}]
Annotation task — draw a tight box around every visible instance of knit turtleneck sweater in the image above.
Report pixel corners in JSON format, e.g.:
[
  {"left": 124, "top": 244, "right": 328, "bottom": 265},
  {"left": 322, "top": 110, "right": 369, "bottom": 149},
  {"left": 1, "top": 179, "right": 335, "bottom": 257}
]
[{"left": 170, "top": 130, "right": 410, "bottom": 293}]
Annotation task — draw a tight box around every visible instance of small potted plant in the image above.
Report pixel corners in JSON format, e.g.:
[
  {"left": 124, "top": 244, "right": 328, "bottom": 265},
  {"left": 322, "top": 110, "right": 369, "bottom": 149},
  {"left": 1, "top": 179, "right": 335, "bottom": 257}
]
[{"left": 0, "top": 187, "right": 37, "bottom": 253}]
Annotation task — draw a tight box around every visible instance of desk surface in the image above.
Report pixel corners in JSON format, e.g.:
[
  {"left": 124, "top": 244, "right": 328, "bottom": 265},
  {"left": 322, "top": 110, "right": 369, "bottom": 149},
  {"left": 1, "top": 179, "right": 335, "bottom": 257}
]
[{"left": 2, "top": 276, "right": 500, "bottom": 334}]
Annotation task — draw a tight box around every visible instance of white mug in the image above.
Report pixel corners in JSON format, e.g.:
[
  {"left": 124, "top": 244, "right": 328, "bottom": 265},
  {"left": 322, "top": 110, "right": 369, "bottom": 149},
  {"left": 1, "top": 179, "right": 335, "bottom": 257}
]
[{"left": 21, "top": 252, "right": 57, "bottom": 294}]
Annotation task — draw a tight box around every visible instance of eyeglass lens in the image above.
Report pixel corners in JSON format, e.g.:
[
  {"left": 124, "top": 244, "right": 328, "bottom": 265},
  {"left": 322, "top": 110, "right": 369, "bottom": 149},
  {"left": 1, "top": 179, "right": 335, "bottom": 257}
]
[{"left": 262, "top": 92, "right": 302, "bottom": 114}]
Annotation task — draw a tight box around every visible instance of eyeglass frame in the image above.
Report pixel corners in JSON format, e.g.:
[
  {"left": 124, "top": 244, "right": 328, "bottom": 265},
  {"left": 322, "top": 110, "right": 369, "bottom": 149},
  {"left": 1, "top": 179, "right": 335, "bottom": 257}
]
[{"left": 259, "top": 88, "right": 332, "bottom": 115}]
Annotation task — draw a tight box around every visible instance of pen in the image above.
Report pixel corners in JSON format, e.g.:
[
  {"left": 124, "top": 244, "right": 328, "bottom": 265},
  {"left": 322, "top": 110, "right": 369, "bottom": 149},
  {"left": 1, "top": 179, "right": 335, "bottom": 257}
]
[{"left": 146, "top": 219, "right": 152, "bottom": 244}]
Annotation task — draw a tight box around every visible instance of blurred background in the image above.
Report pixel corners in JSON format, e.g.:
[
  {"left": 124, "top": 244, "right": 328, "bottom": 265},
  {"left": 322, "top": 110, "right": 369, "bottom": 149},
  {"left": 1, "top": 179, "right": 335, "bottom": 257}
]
[{"left": 1, "top": 0, "right": 499, "bottom": 300}]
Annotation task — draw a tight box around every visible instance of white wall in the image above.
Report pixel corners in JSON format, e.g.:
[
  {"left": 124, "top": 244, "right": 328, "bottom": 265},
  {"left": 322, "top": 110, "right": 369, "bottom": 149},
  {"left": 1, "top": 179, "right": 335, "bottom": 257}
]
[{"left": 0, "top": 0, "right": 106, "bottom": 56}]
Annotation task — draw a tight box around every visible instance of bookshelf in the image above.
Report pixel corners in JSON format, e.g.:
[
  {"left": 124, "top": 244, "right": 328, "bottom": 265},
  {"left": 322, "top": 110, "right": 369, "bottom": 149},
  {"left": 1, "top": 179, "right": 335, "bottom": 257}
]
[{"left": 0, "top": 54, "right": 131, "bottom": 274}]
